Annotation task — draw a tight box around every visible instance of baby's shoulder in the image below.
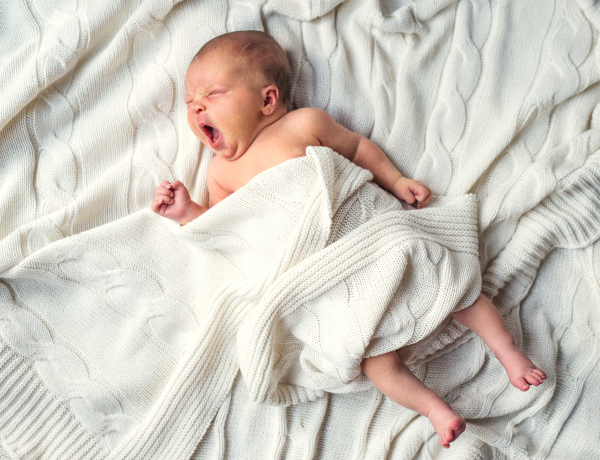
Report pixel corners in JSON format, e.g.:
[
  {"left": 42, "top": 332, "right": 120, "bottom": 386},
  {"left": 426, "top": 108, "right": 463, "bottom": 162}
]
[
  {"left": 281, "top": 107, "right": 333, "bottom": 129},
  {"left": 271, "top": 108, "right": 333, "bottom": 149}
]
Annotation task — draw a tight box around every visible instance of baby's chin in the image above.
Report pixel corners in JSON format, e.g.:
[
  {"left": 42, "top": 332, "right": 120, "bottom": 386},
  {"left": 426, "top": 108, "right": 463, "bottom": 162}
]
[
  {"left": 196, "top": 134, "right": 246, "bottom": 161},
  {"left": 207, "top": 143, "right": 241, "bottom": 161},
  {"left": 218, "top": 150, "right": 244, "bottom": 161}
]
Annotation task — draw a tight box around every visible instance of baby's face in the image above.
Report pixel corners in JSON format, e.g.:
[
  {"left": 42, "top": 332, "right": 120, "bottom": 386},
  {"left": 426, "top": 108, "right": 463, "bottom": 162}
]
[{"left": 185, "top": 52, "right": 265, "bottom": 161}]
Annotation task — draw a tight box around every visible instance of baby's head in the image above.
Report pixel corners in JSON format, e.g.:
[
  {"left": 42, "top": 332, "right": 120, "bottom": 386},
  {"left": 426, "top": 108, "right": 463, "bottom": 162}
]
[{"left": 185, "top": 30, "right": 292, "bottom": 160}]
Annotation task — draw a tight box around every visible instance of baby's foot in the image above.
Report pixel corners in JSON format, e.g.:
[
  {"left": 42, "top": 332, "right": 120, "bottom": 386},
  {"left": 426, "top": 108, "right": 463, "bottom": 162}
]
[
  {"left": 496, "top": 346, "right": 547, "bottom": 391},
  {"left": 427, "top": 402, "right": 466, "bottom": 449}
]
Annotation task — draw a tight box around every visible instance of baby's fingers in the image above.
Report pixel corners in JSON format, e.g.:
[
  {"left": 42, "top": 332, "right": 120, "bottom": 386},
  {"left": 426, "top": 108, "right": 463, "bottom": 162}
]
[
  {"left": 150, "top": 198, "right": 161, "bottom": 213},
  {"left": 414, "top": 185, "right": 432, "bottom": 208},
  {"left": 157, "top": 195, "right": 175, "bottom": 206},
  {"left": 170, "top": 180, "right": 186, "bottom": 191},
  {"left": 151, "top": 195, "right": 174, "bottom": 214},
  {"left": 156, "top": 186, "right": 174, "bottom": 198}
]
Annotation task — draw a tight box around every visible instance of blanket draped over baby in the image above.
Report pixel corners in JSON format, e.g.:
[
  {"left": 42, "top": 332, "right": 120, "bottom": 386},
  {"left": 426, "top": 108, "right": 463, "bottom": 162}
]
[
  {"left": 0, "top": 147, "right": 480, "bottom": 457},
  {"left": 167, "top": 147, "right": 481, "bottom": 403}
]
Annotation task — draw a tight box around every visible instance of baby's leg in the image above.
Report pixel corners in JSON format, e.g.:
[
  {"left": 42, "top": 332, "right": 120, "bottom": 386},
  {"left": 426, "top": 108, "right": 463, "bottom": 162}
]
[
  {"left": 450, "top": 294, "right": 547, "bottom": 391},
  {"left": 361, "top": 351, "right": 465, "bottom": 449}
]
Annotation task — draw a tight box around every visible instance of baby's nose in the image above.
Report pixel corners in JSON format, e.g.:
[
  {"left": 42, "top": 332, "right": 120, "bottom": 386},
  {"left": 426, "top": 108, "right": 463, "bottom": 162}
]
[{"left": 190, "top": 98, "right": 205, "bottom": 113}]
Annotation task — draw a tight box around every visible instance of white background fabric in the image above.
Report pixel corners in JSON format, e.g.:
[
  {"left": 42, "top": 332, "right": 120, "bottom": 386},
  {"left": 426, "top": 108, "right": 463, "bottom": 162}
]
[{"left": 1, "top": 0, "right": 600, "bottom": 458}]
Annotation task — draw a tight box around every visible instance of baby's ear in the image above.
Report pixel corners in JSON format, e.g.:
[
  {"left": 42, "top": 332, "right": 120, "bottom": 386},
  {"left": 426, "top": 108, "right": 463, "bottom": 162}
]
[{"left": 261, "top": 85, "right": 280, "bottom": 115}]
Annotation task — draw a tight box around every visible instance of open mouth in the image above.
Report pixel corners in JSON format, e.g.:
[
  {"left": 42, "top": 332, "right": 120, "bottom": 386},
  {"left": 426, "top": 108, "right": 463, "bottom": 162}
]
[{"left": 200, "top": 124, "right": 221, "bottom": 149}]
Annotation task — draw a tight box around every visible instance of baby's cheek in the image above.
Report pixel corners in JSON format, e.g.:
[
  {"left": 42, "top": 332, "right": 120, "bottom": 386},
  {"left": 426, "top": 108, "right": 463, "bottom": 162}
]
[
  {"left": 186, "top": 111, "right": 193, "bottom": 130},
  {"left": 186, "top": 112, "right": 202, "bottom": 139}
]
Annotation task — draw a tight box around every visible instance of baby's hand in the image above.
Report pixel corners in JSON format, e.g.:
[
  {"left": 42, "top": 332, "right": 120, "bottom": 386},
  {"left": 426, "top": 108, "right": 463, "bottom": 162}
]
[
  {"left": 392, "top": 177, "right": 432, "bottom": 209},
  {"left": 151, "top": 180, "right": 196, "bottom": 224}
]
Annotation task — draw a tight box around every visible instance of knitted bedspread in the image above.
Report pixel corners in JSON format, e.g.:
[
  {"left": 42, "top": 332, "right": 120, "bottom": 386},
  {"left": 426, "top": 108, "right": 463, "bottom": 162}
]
[{"left": 2, "top": 0, "right": 600, "bottom": 459}]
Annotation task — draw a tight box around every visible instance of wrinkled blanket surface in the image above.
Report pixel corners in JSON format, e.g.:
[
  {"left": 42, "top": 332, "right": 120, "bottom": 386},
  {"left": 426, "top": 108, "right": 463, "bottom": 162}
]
[
  {"left": 1, "top": 0, "right": 600, "bottom": 459},
  {"left": 168, "top": 147, "right": 481, "bottom": 403}
]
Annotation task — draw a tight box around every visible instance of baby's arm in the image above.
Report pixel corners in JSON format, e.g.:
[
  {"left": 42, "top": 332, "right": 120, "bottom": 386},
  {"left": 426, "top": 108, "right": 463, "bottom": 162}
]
[
  {"left": 354, "top": 136, "right": 432, "bottom": 208},
  {"left": 305, "top": 108, "right": 432, "bottom": 208}
]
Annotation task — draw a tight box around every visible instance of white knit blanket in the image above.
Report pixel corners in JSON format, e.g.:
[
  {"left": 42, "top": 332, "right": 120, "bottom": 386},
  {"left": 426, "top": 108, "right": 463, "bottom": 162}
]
[
  {"left": 170, "top": 147, "right": 481, "bottom": 401},
  {"left": 2, "top": 0, "right": 600, "bottom": 459}
]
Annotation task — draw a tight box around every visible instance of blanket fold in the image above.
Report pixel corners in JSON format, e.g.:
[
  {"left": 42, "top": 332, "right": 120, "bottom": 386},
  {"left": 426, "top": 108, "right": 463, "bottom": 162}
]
[{"left": 171, "top": 146, "right": 482, "bottom": 405}]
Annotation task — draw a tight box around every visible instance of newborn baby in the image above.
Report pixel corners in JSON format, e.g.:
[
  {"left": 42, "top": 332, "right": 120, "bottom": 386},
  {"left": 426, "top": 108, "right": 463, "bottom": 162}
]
[{"left": 152, "top": 30, "right": 546, "bottom": 449}]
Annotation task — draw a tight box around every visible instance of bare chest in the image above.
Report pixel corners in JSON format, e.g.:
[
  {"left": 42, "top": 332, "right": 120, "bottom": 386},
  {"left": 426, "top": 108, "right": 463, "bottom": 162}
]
[{"left": 219, "top": 137, "right": 318, "bottom": 193}]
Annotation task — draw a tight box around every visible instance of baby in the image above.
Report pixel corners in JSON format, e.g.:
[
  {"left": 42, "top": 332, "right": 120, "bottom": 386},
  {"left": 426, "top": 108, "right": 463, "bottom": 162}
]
[{"left": 151, "top": 30, "right": 546, "bottom": 449}]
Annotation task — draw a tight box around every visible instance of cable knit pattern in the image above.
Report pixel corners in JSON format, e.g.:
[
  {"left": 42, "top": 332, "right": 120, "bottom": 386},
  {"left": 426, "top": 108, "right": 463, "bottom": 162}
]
[
  {"left": 415, "top": 0, "right": 491, "bottom": 194},
  {"left": 31, "top": 86, "right": 78, "bottom": 230},
  {"left": 126, "top": 1, "right": 180, "bottom": 213},
  {"left": 1, "top": 0, "right": 600, "bottom": 458},
  {"left": 0, "top": 282, "right": 133, "bottom": 441}
]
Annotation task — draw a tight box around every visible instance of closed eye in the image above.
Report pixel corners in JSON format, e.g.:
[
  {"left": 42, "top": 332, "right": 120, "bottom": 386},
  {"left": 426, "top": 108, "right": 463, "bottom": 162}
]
[{"left": 185, "top": 91, "right": 224, "bottom": 104}]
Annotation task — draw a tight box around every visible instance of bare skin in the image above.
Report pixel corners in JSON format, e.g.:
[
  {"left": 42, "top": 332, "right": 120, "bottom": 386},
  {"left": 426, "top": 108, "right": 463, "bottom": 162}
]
[
  {"left": 361, "top": 351, "right": 466, "bottom": 449},
  {"left": 450, "top": 294, "right": 547, "bottom": 391},
  {"left": 150, "top": 50, "right": 432, "bottom": 224},
  {"left": 151, "top": 43, "right": 546, "bottom": 449}
]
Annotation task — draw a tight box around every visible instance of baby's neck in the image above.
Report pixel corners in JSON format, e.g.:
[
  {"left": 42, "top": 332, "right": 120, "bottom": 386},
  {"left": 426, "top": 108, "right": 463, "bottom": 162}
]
[{"left": 251, "top": 106, "right": 288, "bottom": 144}]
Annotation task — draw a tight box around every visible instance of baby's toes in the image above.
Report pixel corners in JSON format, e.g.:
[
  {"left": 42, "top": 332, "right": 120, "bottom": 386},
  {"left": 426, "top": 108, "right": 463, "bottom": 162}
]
[
  {"left": 442, "top": 428, "right": 454, "bottom": 447},
  {"left": 455, "top": 419, "right": 466, "bottom": 437},
  {"left": 445, "top": 419, "right": 465, "bottom": 445},
  {"left": 449, "top": 418, "right": 464, "bottom": 434},
  {"left": 513, "top": 376, "right": 530, "bottom": 391},
  {"left": 525, "top": 373, "right": 542, "bottom": 386},
  {"left": 533, "top": 369, "right": 547, "bottom": 380}
]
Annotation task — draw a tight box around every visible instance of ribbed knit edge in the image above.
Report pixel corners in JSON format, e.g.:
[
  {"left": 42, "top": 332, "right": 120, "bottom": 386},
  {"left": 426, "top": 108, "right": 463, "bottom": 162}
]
[
  {"left": 0, "top": 433, "right": 19, "bottom": 460},
  {"left": 483, "top": 160, "right": 600, "bottom": 308},
  {"left": 0, "top": 341, "right": 108, "bottom": 460}
]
